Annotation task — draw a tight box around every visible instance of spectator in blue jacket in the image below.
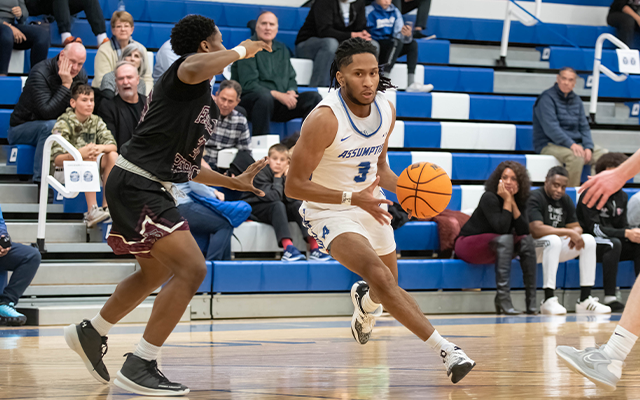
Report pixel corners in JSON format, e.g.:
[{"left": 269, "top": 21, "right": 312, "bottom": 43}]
[
  {"left": 0, "top": 204, "right": 41, "bottom": 326},
  {"left": 365, "top": 0, "right": 432, "bottom": 92},
  {"left": 533, "top": 67, "right": 608, "bottom": 187}
]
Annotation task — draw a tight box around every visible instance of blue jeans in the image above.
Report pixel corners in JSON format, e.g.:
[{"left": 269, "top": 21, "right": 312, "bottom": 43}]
[
  {"left": 0, "top": 23, "right": 50, "bottom": 75},
  {"left": 0, "top": 243, "right": 41, "bottom": 305},
  {"left": 296, "top": 37, "right": 340, "bottom": 87},
  {"left": 178, "top": 202, "right": 234, "bottom": 261},
  {"left": 8, "top": 120, "right": 56, "bottom": 182}
]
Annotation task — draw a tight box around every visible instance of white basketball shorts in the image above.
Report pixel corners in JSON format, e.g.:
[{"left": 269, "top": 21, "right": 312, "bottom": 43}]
[{"left": 300, "top": 203, "right": 396, "bottom": 256}]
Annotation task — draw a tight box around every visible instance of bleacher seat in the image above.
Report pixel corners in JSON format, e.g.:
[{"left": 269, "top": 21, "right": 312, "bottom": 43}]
[{"left": 6, "top": 145, "right": 35, "bottom": 175}]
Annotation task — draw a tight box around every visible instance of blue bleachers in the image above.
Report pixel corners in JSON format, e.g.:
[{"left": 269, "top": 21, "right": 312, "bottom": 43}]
[{"left": 0, "top": 110, "right": 11, "bottom": 140}]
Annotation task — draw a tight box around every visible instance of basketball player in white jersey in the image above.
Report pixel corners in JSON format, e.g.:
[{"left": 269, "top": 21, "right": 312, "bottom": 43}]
[{"left": 285, "top": 38, "right": 475, "bottom": 383}]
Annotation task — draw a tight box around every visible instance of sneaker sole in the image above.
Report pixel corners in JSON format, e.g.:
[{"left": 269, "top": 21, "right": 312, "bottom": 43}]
[
  {"left": 114, "top": 371, "right": 190, "bottom": 396},
  {"left": 350, "top": 282, "right": 369, "bottom": 345},
  {"left": 282, "top": 255, "right": 305, "bottom": 262},
  {"left": 450, "top": 361, "right": 476, "bottom": 384},
  {"left": 541, "top": 309, "right": 567, "bottom": 315},
  {"left": 63, "top": 324, "right": 109, "bottom": 384},
  {"left": 555, "top": 348, "right": 617, "bottom": 391}
]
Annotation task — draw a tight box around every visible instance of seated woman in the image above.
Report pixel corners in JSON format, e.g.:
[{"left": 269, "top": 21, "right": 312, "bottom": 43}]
[
  {"left": 92, "top": 10, "right": 152, "bottom": 94},
  {"left": 454, "top": 161, "right": 538, "bottom": 315},
  {"left": 99, "top": 42, "right": 147, "bottom": 100},
  {"left": 0, "top": 1, "right": 50, "bottom": 76}
]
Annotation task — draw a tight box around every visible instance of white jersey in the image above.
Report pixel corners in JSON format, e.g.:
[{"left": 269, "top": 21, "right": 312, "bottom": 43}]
[{"left": 303, "top": 89, "right": 393, "bottom": 211}]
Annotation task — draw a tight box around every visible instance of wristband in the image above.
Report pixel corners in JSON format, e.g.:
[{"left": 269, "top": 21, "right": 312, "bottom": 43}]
[
  {"left": 341, "top": 191, "right": 352, "bottom": 206},
  {"left": 232, "top": 45, "right": 247, "bottom": 60}
]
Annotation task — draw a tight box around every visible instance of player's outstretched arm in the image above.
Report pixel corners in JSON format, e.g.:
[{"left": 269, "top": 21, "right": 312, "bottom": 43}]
[
  {"left": 177, "top": 40, "right": 272, "bottom": 85},
  {"left": 580, "top": 147, "right": 640, "bottom": 209},
  {"left": 193, "top": 157, "right": 268, "bottom": 196},
  {"left": 285, "top": 107, "right": 393, "bottom": 225},
  {"left": 376, "top": 101, "right": 398, "bottom": 193}
]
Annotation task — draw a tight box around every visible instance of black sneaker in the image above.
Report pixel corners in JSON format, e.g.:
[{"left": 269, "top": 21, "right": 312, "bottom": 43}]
[
  {"left": 350, "top": 281, "right": 382, "bottom": 345},
  {"left": 114, "top": 353, "right": 190, "bottom": 396},
  {"left": 606, "top": 300, "right": 625, "bottom": 312},
  {"left": 64, "top": 320, "right": 110, "bottom": 383}
]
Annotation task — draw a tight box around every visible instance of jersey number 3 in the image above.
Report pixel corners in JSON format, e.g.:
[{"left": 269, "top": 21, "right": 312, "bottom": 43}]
[{"left": 354, "top": 161, "right": 371, "bottom": 183}]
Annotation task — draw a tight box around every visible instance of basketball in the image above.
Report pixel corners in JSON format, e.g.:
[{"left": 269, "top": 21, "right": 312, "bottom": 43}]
[{"left": 396, "top": 162, "right": 452, "bottom": 219}]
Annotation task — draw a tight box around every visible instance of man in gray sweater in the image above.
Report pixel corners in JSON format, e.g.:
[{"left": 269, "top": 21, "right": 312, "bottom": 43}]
[{"left": 532, "top": 67, "right": 607, "bottom": 187}]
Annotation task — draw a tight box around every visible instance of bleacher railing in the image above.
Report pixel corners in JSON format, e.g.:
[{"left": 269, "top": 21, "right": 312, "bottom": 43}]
[
  {"left": 589, "top": 33, "right": 634, "bottom": 122},
  {"left": 498, "top": 0, "right": 542, "bottom": 66},
  {"left": 37, "top": 135, "right": 82, "bottom": 252}
]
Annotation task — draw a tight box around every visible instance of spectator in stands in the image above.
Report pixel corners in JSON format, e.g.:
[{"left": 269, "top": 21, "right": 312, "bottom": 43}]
[
  {"left": 0, "top": 204, "right": 40, "bottom": 326},
  {"left": 97, "top": 62, "right": 146, "bottom": 152},
  {"left": 533, "top": 67, "right": 608, "bottom": 187},
  {"left": 242, "top": 143, "right": 330, "bottom": 262},
  {"left": 153, "top": 39, "right": 179, "bottom": 82},
  {"left": 578, "top": 153, "right": 640, "bottom": 311},
  {"left": 455, "top": 161, "right": 538, "bottom": 315},
  {"left": 608, "top": 0, "right": 640, "bottom": 48},
  {"left": 391, "top": 0, "right": 432, "bottom": 39},
  {"left": 628, "top": 191, "right": 640, "bottom": 228},
  {"left": 233, "top": 12, "right": 322, "bottom": 136},
  {"left": 365, "top": 0, "right": 433, "bottom": 92},
  {"left": 92, "top": 10, "right": 153, "bottom": 94},
  {"left": 296, "top": 0, "right": 373, "bottom": 87},
  {"left": 51, "top": 82, "right": 117, "bottom": 227},
  {"left": 176, "top": 169, "right": 236, "bottom": 261},
  {"left": 0, "top": 0, "right": 50, "bottom": 76},
  {"left": 527, "top": 165, "right": 610, "bottom": 315},
  {"left": 203, "top": 80, "right": 251, "bottom": 170},
  {"left": 99, "top": 42, "right": 148, "bottom": 100},
  {"left": 25, "top": 0, "right": 107, "bottom": 46},
  {"left": 8, "top": 42, "right": 87, "bottom": 184}
]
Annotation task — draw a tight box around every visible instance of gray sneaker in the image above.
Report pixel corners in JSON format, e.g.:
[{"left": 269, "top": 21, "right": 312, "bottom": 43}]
[
  {"left": 556, "top": 345, "right": 624, "bottom": 391},
  {"left": 85, "top": 205, "right": 110, "bottom": 228}
]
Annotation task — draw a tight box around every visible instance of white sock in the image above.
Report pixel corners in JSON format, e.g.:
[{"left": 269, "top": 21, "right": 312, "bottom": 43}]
[
  {"left": 61, "top": 32, "right": 72, "bottom": 41},
  {"left": 96, "top": 33, "right": 107, "bottom": 44},
  {"left": 134, "top": 337, "right": 161, "bottom": 361},
  {"left": 90, "top": 313, "right": 114, "bottom": 337},
  {"left": 604, "top": 296, "right": 618, "bottom": 304},
  {"left": 602, "top": 325, "right": 638, "bottom": 361},
  {"left": 408, "top": 73, "right": 415, "bottom": 86},
  {"left": 361, "top": 291, "right": 381, "bottom": 313},
  {"left": 426, "top": 329, "right": 454, "bottom": 355}
]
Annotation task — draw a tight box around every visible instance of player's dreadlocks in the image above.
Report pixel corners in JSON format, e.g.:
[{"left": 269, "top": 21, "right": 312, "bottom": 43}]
[
  {"left": 329, "top": 38, "right": 396, "bottom": 92},
  {"left": 171, "top": 15, "right": 218, "bottom": 56}
]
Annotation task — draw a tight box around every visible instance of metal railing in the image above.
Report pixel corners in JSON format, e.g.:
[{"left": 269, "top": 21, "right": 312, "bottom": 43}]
[
  {"left": 37, "top": 135, "right": 82, "bottom": 252},
  {"left": 498, "top": 0, "right": 542, "bottom": 66},
  {"left": 589, "top": 33, "right": 630, "bottom": 122}
]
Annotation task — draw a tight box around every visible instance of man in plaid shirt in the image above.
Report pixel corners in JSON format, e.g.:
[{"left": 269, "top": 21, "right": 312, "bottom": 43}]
[{"left": 204, "top": 79, "right": 252, "bottom": 170}]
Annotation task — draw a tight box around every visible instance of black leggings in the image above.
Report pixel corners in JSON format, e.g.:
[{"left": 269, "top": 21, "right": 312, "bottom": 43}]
[
  {"left": 378, "top": 39, "right": 418, "bottom": 75},
  {"left": 250, "top": 200, "right": 309, "bottom": 247},
  {"left": 596, "top": 238, "right": 640, "bottom": 296},
  {"left": 25, "top": 0, "right": 106, "bottom": 36},
  {"left": 607, "top": 11, "right": 640, "bottom": 47}
]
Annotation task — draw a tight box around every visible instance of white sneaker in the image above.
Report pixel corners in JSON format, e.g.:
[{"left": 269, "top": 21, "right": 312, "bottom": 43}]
[
  {"left": 85, "top": 205, "right": 110, "bottom": 228},
  {"left": 350, "top": 281, "right": 382, "bottom": 345},
  {"left": 406, "top": 82, "right": 434, "bottom": 93},
  {"left": 540, "top": 296, "right": 567, "bottom": 315},
  {"left": 441, "top": 345, "right": 476, "bottom": 384},
  {"left": 576, "top": 296, "right": 611, "bottom": 314}
]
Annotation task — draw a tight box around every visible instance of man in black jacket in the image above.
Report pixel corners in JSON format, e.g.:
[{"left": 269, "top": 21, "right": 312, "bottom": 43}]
[
  {"left": 242, "top": 144, "right": 330, "bottom": 261},
  {"left": 578, "top": 153, "right": 640, "bottom": 312},
  {"left": 295, "top": 0, "right": 373, "bottom": 87},
  {"left": 8, "top": 42, "right": 87, "bottom": 183}
]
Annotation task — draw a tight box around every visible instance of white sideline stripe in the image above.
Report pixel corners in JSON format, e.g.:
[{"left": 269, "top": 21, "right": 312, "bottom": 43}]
[
  {"left": 410, "top": 151, "right": 452, "bottom": 177},
  {"left": 431, "top": 93, "right": 470, "bottom": 120},
  {"left": 440, "top": 122, "right": 516, "bottom": 150},
  {"left": 525, "top": 154, "right": 562, "bottom": 182}
]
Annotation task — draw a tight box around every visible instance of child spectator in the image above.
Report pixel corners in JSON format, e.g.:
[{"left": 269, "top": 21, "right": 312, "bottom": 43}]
[
  {"left": 242, "top": 144, "right": 330, "bottom": 262},
  {"left": 50, "top": 82, "right": 118, "bottom": 227},
  {"left": 366, "top": 0, "right": 433, "bottom": 92}
]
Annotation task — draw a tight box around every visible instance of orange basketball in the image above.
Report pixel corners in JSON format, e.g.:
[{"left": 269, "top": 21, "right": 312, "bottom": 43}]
[{"left": 396, "top": 162, "right": 452, "bottom": 219}]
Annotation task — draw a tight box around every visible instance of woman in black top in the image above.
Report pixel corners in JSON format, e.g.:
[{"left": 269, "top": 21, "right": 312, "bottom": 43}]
[
  {"left": 608, "top": 0, "right": 640, "bottom": 47},
  {"left": 455, "top": 161, "right": 538, "bottom": 315},
  {"left": 63, "top": 15, "right": 271, "bottom": 396}
]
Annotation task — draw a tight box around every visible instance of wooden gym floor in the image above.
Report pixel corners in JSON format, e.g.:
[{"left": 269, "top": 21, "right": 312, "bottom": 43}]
[{"left": 0, "top": 313, "right": 638, "bottom": 399}]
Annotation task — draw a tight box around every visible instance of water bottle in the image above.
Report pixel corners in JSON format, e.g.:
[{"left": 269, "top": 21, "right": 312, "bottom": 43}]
[{"left": 117, "top": 0, "right": 125, "bottom": 11}]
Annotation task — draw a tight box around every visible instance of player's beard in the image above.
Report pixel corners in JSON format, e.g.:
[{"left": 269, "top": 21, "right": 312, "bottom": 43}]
[{"left": 342, "top": 84, "right": 375, "bottom": 107}]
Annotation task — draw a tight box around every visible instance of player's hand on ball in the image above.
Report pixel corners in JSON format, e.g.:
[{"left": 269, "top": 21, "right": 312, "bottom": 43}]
[
  {"left": 352, "top": 176, "right": 393, "bottom": 225},
  {"left": 234, "top": 157, "right": 268, "bottom": 196},
  {"left": 239, "top": 39, "right": 272, "bottom": 58}
]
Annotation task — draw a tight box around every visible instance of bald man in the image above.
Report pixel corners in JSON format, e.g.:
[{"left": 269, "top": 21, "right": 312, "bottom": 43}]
[{"left": 9, "top": 42, "right": 88, "bottom": 183}]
